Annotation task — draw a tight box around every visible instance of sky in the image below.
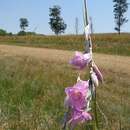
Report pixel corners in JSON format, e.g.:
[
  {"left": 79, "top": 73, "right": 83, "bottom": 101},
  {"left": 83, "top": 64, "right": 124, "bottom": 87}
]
[{"left": 0, "top": 0, "right": 130, "bottom": 35}]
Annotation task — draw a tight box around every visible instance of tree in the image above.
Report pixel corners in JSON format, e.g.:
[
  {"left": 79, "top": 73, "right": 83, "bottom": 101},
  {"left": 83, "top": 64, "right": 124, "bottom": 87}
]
[
  {"left": 113, "top": 0, "right": 129, "bottom": 34},
  {"left": 19, "top": 18, "right": 29, "bottom": 32},
  {"left": 0, "top": 29, "right": 7, "bottom": 36},
  {"left": 49, "top": 5, "right": 67, "bottom": 35}
]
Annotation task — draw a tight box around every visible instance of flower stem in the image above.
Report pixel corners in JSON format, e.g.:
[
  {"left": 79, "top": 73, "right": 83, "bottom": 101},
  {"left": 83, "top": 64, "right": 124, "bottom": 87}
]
[{"left": 93, "top": 88, "right": 99, "bottom": 130}]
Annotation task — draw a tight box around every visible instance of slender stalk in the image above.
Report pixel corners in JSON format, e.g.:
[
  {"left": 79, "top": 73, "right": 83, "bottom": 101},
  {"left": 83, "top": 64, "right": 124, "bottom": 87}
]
[
  {"left": 89, "top": 75, "right": 99, "bottom": 130},
  {"left": 83, "top": 0, "right": 99, "bottom": 129},
  {"left": 93, "top": 87, "right": 99, "bottom": 130},
  {"left": 83, "top": 0, "right": 89, "bottom": 26}
]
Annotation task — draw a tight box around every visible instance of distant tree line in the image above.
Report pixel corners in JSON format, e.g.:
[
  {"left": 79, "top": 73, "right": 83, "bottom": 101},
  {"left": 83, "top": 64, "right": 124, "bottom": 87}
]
[
  {"left": 0, "top": 5, "right": 67, "bottom": 36},
  {"left": 0, "top": 18, "right": 36, "bottom": 36},
  {"left": 0, "top": 29, "right": 12, "bottom": 36}
]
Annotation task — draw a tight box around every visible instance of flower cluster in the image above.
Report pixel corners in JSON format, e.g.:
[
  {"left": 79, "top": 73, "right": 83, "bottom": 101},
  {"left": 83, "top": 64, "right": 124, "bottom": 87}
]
[
  {"left": 65, "top": 80, "right": 92, "bottom": 127},
  {"left": 63, "top": 51, "right": 103, "bottom": 129}
]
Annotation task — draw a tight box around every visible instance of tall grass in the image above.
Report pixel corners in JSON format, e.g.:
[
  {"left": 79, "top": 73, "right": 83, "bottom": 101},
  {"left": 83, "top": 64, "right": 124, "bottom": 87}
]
[
  {"left": 0, "top": 33, "right": 130, "bottom": 56},
  {"left": 0, "top": 55, "right": 129, "bottom": 130}
]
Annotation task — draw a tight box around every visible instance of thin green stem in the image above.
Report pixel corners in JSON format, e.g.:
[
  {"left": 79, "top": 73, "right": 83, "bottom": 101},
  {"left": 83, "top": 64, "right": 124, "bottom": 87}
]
[{"left": 93, "top": 88, "right": 99, "bottom": 130}]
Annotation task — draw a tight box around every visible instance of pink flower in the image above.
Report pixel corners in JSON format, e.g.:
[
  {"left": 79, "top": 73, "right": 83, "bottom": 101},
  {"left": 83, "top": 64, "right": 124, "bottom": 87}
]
[
  {"left": 65, "top": 80, "right": 92, "bottom": 127},
  {"left": 69, "top": 110, "right": 92, "bottom": 127},
  {"left": 70, "top": 51, "right": 91, "bottom": 69},
  {"left": 65, "top": 81, "right": 89, "bottom": 110},
  {"left": 65, "top": 80, "right": 92, "bottom": 126}
]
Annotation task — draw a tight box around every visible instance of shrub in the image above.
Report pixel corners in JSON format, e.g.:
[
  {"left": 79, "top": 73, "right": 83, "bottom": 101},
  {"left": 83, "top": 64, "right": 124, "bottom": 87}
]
[
  {"left": 17, "top": 31, "right": 26, "bottom": 36},
  {"left": 0, "top": 29, "right": 7, "bottom": 36}
]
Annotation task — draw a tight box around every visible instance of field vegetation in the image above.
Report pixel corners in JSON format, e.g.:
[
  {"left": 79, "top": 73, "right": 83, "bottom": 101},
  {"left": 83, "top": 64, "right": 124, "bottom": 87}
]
[
  {"left": 0, "top": 33, "right": 130, "bottom": 129},
  {"left": 0, "top": 33, "right": 130, "bottom": 56},
  {"left": 0, "top": 46, "right": 129, "bottom": 130}
]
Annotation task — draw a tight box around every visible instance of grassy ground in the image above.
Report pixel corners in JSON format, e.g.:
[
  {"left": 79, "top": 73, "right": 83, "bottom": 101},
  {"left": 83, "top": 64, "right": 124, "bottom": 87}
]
[
  {"left": 0, "top": 33, "right": 130, "bottom": 56},
  {"left": 0, "top": 49, "right": 130, "bottom": 130}
]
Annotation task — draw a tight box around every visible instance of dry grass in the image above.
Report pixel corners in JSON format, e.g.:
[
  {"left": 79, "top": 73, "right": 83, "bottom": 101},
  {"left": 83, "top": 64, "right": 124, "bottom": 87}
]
[{"left": 0, "top": 45, "right": 130, "bottom": 75}]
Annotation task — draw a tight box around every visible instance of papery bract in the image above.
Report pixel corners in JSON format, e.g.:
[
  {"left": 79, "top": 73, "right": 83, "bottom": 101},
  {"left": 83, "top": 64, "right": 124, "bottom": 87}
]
[
  {"left": 93, "top": 63, "right": 103, "bottom": 83},
  {"left": 85, "top": 24, "right": 90, "bottom": 40},
  {"left": 91, "top": 72, "right": 99, "bottom": 87}
]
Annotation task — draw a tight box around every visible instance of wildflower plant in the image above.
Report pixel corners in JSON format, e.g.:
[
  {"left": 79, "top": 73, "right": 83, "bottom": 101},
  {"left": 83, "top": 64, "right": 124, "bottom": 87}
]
[{"left": 62, "top": 0, "right": 103, "bottom": 130}]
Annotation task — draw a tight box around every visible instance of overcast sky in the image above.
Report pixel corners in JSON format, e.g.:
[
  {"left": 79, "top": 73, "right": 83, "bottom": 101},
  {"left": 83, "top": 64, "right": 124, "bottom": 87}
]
[{"left": 0, "top": 0, "right": 130, "bottom": 34}]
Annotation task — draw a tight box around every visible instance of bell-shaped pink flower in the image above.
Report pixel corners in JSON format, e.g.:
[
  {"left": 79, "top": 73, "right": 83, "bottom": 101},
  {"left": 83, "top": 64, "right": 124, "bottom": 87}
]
[
  {"left": 65, "top": 80, "right": 89, "bottom": 110},
  {"left": 65, "top": 80, "right": 92, "bottom": 127},
  {"left": 70, "top": 51, "right": 91, "bottom": 69}
]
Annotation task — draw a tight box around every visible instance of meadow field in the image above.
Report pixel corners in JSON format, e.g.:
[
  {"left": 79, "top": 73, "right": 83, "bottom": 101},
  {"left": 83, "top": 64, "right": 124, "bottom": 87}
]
[
  {"left": 0, "top": 0, "right": 130, "bottom": 129},
  {"left": 0, "top": 44, "right": 130, "bottom": 130},
  {"left": 0, "top": 33, "right": 130, "bottom": 56}
]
